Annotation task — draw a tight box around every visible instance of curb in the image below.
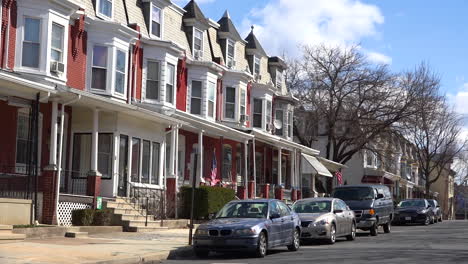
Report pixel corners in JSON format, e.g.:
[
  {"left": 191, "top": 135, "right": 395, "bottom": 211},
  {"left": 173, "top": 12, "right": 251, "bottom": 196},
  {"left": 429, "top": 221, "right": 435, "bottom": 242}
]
[{"left": 83, "top": 246, "right": 193, "bottom": 264}]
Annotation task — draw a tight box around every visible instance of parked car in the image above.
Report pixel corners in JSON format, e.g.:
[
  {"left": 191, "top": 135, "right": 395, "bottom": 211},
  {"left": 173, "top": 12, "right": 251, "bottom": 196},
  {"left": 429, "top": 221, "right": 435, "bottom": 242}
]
[
  {"left": 192, "top": 199, "right": 301, "bottom": 258},
  {"left": 393, "top": 199, "right": 435, "bottom": 225},
  {"left": 332, "top": 185, "right": 394, "bottom": 236},
  {"left": 292, "top": 198, "right": 356, "bottom": 244},
  {"left": 427, "top": 199, "right": 443, "bottom": 222}
]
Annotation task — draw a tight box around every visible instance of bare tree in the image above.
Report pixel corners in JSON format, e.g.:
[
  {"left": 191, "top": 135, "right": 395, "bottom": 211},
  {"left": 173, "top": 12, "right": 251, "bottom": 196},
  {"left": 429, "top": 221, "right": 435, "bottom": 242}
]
[{"left": 288, "top": 44, "right": 429, "bottom": 165}]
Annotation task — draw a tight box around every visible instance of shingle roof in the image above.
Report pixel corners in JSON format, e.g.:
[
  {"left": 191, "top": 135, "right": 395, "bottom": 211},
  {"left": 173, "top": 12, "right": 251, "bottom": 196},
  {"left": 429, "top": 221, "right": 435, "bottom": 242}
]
[
  {"left": 217, "top": 10, "right": 242, "bottom": 41},
  {"left": 245, "top": 27, "right": 267, "bottom": 56},
  {"left": 183, "top": 0, "right": 206, "bottom": 21}
]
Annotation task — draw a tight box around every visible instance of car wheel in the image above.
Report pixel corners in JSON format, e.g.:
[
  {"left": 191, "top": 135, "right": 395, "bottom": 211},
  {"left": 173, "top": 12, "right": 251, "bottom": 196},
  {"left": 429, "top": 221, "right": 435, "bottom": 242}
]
[
  {"left": 194, "top": 249, "right": 209, "bottom": 258},
  {"left": 370, "top": 223, "right": 378, "bottom": 236},
  {"left": 439, "top": 217, "right": 443, "bottom": 222},
  {"left": 383, "top": 222, "right": 391, "bottom": 233},
  {"left": 255, "top": 231, "right": 267, "bottom": 258},
  {"left": 287, "top": 228, "right": 300, "bottom": 251},
  {"left": 430, "top": 216, "right": 435, "bottom": 224},
  {"left": 423, "top": 215, "right": 430, "bottom": 226},
  {"left": 346, "top": 222, "right": 356, "bottom": 241},
  {"left": 327, "top": 224, "right": 336, "bottom": 244}
]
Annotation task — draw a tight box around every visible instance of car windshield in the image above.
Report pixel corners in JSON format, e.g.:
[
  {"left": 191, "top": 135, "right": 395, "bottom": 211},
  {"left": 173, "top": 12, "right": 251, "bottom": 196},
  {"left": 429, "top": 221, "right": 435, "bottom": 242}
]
[
  {"left": 293, "top": 200, "right": 331, "bottom": 213},
  {"left": 333, "top": 187, "right": 374, "bottom": 201},
  {"left": 216, "top": 202, "right": 268, "bottom": 219},
  {"left": 399, "top": 200, "right": 426, "bottom": 208}
]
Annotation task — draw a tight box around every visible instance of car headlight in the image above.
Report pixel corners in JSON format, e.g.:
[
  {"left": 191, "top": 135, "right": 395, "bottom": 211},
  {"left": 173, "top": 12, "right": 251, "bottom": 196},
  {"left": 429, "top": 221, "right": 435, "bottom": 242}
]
[
  {"left": 233, "top": 228, "right": 256, "bottom": 236},
  {"left": 195, "top": 229, "right": 208, "bottom": 236},
  {"left": 313, "top": 219, "right": 328, "bottom": 226},
  {"left": 417, "top": 209, "right": 427, "bottom": 214}
]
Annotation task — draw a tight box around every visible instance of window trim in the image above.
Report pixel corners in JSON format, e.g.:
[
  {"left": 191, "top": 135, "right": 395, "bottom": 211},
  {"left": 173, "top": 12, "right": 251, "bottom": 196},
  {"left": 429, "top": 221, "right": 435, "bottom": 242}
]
[
  {"left": 275, "top": 109, "right": 284, "bottom": 136},
  {"left": 226, "top": 39, "right": 235, "bottom": 67},
  {"left": 50, "top": 22, "right": 64, "bottom": 63},
  {"left": 190, "top": 80, "right": 203, "bottom": 116},
  {"left": 144, "top": 59, "right": 161, "bottom": 102},
  {"left": 114, "top": 49, "right": 127, "bottom": 96},
  {"left": 129, "top": 136, "right": 163, "bottom": 187},
  {"left": 150, "top": 3, "right": 163, "bottom": 39},
  {"left": 240, "top": 88, "right": 246, "bottom": 123},
  {"left": 193, "top": 27, "right": 204, "bottom": 54},
  {"left": 252, "top": 98, "right": 263, "bottom": 129},
  {"left": 96, "top": 0, "right": 114, "bottom": 20},
  {"left": 21, "top": 16, "right": 41, "bottom": 69},
  {"left": 265, "top": 100, "right": 272, "bottom": 131},
  {"left": 165, "top": 62, "right": 176, "bottom": 104},
  {"left": 90, "top": 45, "right": 109, "bottom": 93},
  {"left": 207, "top": 81, "right": 216, "bottom": 119}
]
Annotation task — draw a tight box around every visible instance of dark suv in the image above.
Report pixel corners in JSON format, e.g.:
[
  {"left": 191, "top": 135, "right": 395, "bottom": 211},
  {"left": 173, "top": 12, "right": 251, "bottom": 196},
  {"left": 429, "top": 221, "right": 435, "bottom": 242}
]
[{"left": 332, "top": 185, "right": 394, "bottom": 236}]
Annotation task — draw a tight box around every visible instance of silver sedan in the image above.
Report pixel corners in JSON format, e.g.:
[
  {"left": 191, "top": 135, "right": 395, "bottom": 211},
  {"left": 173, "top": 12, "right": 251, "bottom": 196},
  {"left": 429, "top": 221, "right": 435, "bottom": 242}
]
[{"left": 292, "top": 198, "right": 356, "bottom": 244}]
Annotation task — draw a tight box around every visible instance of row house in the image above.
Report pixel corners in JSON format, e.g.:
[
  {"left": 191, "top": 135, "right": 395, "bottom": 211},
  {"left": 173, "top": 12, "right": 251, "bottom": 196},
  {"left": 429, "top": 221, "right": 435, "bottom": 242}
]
[{"left": 0, "top": 0, "right": 337, "bottom": 226}]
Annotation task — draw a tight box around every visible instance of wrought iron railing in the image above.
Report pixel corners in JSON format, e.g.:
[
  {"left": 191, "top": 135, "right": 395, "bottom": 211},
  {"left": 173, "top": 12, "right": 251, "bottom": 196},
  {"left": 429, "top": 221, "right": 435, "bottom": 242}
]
[
  {"left": 0, "top": 165, "right": 40, "bottom": 199},
  {"left": 60, "top": 170, "right": 88, "bottom": 196},
  {"left": 126, "top": 179, "right": 167, "bottom": 226}
]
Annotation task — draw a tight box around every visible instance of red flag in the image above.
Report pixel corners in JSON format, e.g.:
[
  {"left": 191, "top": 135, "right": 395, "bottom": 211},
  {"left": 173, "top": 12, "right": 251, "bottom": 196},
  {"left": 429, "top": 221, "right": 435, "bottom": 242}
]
[{"left": 335, "top": 170, "right": 343, "bottom": 185}]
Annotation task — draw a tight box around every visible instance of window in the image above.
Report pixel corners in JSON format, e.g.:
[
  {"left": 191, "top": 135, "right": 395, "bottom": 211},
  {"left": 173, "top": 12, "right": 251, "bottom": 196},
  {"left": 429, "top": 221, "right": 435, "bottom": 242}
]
[
  {"left": 225, "top": 87, "right": 236, "bottom": 119},
  {"left": 222, "top": 145, "right": 232, "bottom": 180},
  {"left": 366, "top": 151, "right": 376, "bottom": 167},
  {"left": 131, "top": 138, "right": 140, "bottom": 182},
  {"left": 97, "top": 134, "right": 113, "bottom": 179},
  {"left": 98, "top": 0, "right": 113, "bottom": 19},
  {"left": 288, "top": 111, "right": 293, "bottom": 137},
  {"left": 151, "top": 142, "right": 160, "bottom": 185},
  {"left": 141, "top": 140, "right": 150, "bottom": 184},
  {"left": 275, "top": 109, "right": 283, "bottom": 136},
  {"left": 276, "top": 69, "right": 283, "bottom": 89},
  {"left": 22, "top": 17, "right": 41, "bottom": 68},
  {"left": 151, "top": 5, "right": 161, "bottom": 38},
  {"left": 91, "top": 46, "right": 108, "bottom": 90},
  {"left": 194, "top": 28, "right": 203, "bottom": 52},
  {"left": 166, "top": 63, "right": 175, "bottom": 104},
  {"left": 208, "top": 82, "right": 216, "bottom": 118},
  {"left": 72, "top": 133, "right": 112, "bottom": 179},
  {"left": 254, "top": 56, "right": 260, "bottom": 76},
  {"left": 240, "top": 89, "right": 246, "bottom": 120},
  {"left": 16, "top": 111, "right": 30, "bottom": 167},
  {"left": 51, "top": 23, "right": 64, "bottom": 63},
  {"left": 115, "top": 50, "right": 126, "bottom": 94},
  {"left": 226, "top": 39, "right": 235, "bottom": 67},
  {"left": 190, "top": 80, "right": 202, "bottom": 115},
  {"left": 146, "top": 61, "right": 160, "bottom": 100},
  {"left": 253, "top": 99, "right": 262, "bottom": 128},
  {"left": 266, "top": 101, "right": 272, "bottom": 129}
]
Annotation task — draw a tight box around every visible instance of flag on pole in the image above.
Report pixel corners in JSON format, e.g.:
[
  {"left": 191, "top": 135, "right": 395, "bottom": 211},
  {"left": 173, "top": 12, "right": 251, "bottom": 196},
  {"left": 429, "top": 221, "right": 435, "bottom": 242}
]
[
  {"left": 210, "top": 149, "right": 218, "bottom": 186},
  {"left": 335, "top": 169, "right": 343, "bottom": 185}
]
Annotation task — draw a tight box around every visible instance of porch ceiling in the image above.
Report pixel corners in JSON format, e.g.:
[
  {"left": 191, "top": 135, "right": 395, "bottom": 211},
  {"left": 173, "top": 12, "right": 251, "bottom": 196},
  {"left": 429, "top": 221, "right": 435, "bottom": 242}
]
[{"left": 252, "top": 130, "right": 320, "bottom": 155}]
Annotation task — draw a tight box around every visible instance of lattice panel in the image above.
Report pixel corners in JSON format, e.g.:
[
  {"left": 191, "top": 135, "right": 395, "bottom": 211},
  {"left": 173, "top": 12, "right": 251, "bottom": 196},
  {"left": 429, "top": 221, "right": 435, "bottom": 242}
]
[{"left": 58, "top": 202, "right": 92, "bottom": 226}]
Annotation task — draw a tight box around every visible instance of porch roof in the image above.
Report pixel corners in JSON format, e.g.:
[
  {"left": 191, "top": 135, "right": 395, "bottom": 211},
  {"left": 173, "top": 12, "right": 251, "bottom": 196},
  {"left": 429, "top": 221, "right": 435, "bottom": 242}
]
[
  {"left": 317, "top": 157, "right": 348, "bottom": 172},
  {"left": 0, "top": 71, "right": 57, "bottom": 100},
  {"left": 301, "top": 153, "right": 333, "bottom": 178},
  {"left": 251, "top": 130, "right": 320, "bottom": 155}
]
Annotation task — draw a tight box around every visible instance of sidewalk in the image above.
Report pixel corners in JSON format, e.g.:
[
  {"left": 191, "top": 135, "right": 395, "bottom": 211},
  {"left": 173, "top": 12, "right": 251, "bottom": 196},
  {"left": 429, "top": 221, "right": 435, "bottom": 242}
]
[{"left": 0, "top": 229, "right": 193, "bottom": 264}]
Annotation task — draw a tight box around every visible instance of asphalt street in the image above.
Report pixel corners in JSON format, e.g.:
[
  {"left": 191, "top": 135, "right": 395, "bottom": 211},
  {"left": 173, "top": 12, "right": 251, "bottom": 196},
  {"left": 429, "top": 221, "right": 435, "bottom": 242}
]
[{"left": 164, "top": 220, "right": 468, "bottom": 264}]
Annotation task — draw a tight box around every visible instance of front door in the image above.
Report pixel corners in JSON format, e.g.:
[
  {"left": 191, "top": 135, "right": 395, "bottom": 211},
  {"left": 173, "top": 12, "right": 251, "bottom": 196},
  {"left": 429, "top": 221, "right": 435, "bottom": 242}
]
[{"left": 118, "top": 135, "right": 129, "bottom": 197}]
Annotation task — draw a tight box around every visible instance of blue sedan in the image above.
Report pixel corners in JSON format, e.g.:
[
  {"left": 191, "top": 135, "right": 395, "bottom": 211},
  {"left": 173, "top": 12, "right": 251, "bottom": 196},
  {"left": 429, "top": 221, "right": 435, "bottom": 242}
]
[{"left": 193, "top": 199, "right": 302, "bottom": 258}]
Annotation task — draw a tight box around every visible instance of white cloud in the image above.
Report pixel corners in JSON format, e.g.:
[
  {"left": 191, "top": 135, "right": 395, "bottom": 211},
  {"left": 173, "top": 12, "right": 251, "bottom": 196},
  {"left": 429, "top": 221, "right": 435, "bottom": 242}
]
[
  {"left": 240, "top": 0, "right": 386, "bottom": 58},
  {"left": 451, "top": 83, "right": 468, "bottom": 115},
  {"left": 366, "top": 51, "right": 392, "bottom": 65}
]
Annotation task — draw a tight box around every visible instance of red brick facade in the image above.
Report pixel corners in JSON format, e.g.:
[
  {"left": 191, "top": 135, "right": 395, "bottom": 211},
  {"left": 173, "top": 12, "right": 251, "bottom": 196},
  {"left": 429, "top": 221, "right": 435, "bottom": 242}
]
[{"left": 67, "top": 15, "right": 87, "bottom": 90}]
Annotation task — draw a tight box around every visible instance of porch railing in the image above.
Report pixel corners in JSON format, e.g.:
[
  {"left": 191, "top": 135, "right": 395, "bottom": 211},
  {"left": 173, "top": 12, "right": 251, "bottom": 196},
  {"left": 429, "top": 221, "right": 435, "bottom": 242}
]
[
  {"left": 61, "top": 170, "right": 88, "bottom": 196},
  {"left": 126, "top": 179, "right": 166, "bottom": 226},
  {"left": 0, "top": 165, "right": 39, "bottom": 199}
]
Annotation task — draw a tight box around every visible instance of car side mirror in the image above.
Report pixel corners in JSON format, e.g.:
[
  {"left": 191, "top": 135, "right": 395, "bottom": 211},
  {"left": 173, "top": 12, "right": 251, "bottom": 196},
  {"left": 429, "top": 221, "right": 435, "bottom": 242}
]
[
  {"left": 436, "top": 205, "right": 440, "bottom": 208},
  {"left": 334, "top": 209, "right": 343, "bottom": 214},
  {"left": 376, "top": 193, "right": 384, "bottom": 199},
  {"left": 427, "top": 205, "right": 432, "bottom": 209},
  {"left": 208, "top": 213, "right": 216, "bottom": 220},
  {"left": 270, "top": 213, "right": 281, "bottom": 219}
]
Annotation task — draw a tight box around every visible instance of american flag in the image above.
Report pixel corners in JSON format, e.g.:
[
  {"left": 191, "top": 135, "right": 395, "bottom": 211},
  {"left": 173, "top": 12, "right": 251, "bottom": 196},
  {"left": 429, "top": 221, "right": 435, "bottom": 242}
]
[
  {"left": 335, "top": 170, "right": 343, "bottom": 185},
  {"left": 210, "top": 149, "right": 218, "bottom": 186}
]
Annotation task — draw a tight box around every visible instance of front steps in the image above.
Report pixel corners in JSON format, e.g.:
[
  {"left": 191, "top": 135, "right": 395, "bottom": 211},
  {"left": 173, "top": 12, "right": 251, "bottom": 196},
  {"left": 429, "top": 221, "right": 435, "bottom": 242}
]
[
  {"left": 0, "top": 225, "right": 26, "bottom": 243},
  {"left": 104, "top": 198, "right": 190, "bottom": 232}
]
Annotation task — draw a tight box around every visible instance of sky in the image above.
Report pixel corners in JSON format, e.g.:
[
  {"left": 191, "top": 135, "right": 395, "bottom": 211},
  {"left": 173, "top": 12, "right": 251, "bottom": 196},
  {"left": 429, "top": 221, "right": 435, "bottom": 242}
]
[{"left": 174, "top": 0, "right": 468, "bottom": 135}]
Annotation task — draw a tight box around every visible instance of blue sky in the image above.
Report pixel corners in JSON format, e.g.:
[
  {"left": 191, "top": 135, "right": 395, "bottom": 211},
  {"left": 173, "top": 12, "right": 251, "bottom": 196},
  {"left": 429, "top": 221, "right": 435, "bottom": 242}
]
[{"left": 175, "top": 0, "right": 468, "bottom": 121}]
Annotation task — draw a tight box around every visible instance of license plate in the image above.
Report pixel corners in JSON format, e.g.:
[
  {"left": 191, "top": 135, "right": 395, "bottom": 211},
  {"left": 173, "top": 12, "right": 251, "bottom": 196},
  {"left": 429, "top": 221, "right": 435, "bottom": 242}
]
[{"left": 405, "top": 217, "right": 411, "bottom": 221}]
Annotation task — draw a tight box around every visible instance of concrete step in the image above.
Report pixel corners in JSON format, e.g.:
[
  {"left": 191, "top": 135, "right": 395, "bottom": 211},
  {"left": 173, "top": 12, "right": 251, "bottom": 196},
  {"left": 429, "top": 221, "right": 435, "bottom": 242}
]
[
  {"left": 112, "top": 208, "right": 146, "bottom": 216},
  {"left": 0, "top": 233, "right": 26, "bottom": 242},
  {"left": 0, "top": 225, "right": 13, "bottom": 234},
  {"left": 119, "top": 214, "right": 155, "bottom": 221},
  {"left": 123, "top": 220, "right": 164, "bottom": 228},
  {"left": 65, "top": 232, "right": 88, "bottom": 239},
  {"left": 161, "top": 219, "right": 190, "bottom": 229},
  {"left": 126, "top": 226, "right": 169, "bottom": 232},
  {"left": 105, "top": 201, "right": 142, "bottom": 210}
]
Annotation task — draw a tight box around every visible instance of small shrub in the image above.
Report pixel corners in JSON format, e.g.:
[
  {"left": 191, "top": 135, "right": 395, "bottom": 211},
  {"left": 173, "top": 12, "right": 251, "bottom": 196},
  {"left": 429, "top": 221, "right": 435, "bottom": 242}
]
[
  {"left": 181, "top": 186, "right": 236, "bottom": 219},
  {"left": 71, "top": 209, "right": 95, "bottom": 226},
  {"left": 93, "top": 209, "right": 113, "bottom": 226}
]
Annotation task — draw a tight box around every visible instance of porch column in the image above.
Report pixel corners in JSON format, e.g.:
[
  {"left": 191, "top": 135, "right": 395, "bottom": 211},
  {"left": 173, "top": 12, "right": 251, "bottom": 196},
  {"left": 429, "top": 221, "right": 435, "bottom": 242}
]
[
  {"left": 88, "top": 108, "right": 101, "bottom": 206},
  {"left": 237, "top": 140, "right": 249, "bottom": 199},
  {"left": 198, "top": 130, "right": 204, "bottom": 184},
  {"left": 174, "top": 127, "right": 179, "bottom": 218},
  {"left": 291, "top": 149, "right": 297, "bottom": 201},
  {"left": 166, "top": 126, "right": 179, "bottom": 218},
  {"left": 252, "top": 139, "right": 256, "bottom": 198},
  {"left": 275, "top": 147, "right": 284, "bottom": 200},
  {"left": 49, "top": 100, "right": 58, "bottom": 168}
]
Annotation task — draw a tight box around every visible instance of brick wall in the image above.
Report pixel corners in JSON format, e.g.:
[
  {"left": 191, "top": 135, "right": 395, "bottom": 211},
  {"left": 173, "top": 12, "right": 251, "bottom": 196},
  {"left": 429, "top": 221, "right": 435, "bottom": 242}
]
[
  {"left": 0, "top": 0, "right": 18, "bottom": 70},
  {"left": 67, "top": 15, "right": 87, "bottom": 90}
]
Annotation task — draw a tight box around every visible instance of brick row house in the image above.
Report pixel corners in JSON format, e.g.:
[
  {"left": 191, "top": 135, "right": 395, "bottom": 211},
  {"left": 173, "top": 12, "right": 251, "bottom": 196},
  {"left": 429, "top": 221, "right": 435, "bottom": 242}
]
[{"left": 0, "top": 0, "right": 338, "bottom": 226}]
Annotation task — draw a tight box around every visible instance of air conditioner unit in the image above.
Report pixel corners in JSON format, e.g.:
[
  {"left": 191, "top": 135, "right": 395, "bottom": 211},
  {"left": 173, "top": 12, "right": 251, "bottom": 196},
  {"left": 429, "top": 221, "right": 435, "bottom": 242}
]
[
  {"left": 255, "top": 74, "right": 262, "bottom": 81},
  {"left": 240, "top": 114, "right": 249, "bottom": 123},
  {"left": 50, "top": 61, "right": 65, "bottom": 74},
  {"left": 194, "top": 50, "right": 203, "bottom": 60},
  {"left": 227, "top": 60, "right": 236, "bottom": 68}
]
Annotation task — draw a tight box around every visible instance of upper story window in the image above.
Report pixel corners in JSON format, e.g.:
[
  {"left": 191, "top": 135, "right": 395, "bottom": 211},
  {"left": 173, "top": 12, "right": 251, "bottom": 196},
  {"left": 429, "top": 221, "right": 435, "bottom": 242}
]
[
  {"left": 22, "top": 17, "right": 41, "bottom": 68},
  {"left": 91, "top": 46, "right": 108, "bottom": 91},
  {"left": 276, "top": 69, "right": 283, "bottom": 89},
  {"left": 226, "top": 39, "right": 235, "bottom": 68},
  {"left": 275, "top": 109, "right": 283, "bottom": 136},
  {"left": 287, "top": 111, "right": 293, "bottom": 137},
  {"left": 146, "top": 60, "right": 160, "bottom": 100},
  {"left": 51, "top": 23, "right": 64, "bottom": 63},
  {"left": 190, "top": 80, "right": 202, "bottom": 115},
  {"left": 266, "top": 100, "right": 272, "bottom": 130},
  {"left": 193, "top": 28, "right": 203, "bottom": 58},
  {"left": 254, "top": 56, "right": 261, "bottom": 77},
  {"left": 207, "top": 82, "right": 216, "bottom": 118},
  {"left": 225, "top": 87, "right": 236, "bottom": 119},
  {"left": 151, "top": 5, "right": 162, "bottom": 38},
  {"left": 365, "top": 150, "right": 377, "bottom": 168},
  {"left": 166, "top": 63, "right": 175, "bottom": 104},
  {"left": 97, "top": 0, "right": 113, "bottom": 19},
  {"left": 115, "top": 50, "right": 126, "bottom": 95},
  {"left": 240, "top": 89, "right": 246, "bottom": 121},
  {"left": 253, "top": 99, "right": 262, "bottom": 128}
]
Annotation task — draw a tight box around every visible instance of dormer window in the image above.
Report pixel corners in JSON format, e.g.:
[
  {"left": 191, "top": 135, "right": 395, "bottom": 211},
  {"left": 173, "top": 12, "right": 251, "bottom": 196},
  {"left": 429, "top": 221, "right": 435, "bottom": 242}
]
[
  {"left": 97, "top": 0, "right": 113, "bottom": 19},
  {"left": 276, "top": 69, "right": 283, "bottom": 89},
  {"left": 151, "top": 5, "right": 162, "bottom": 38},
  {"left": 226, "top": 39, "right": 235, "bottom": 68},
  {"left": 22, "top": 17, "right": 41, "bottom": 68},
  {"left": 254, "top": 56, "right": 261, "bottom": 77},
  {"left": 193, "top": 28, "right": 203, "bottom": 58}
]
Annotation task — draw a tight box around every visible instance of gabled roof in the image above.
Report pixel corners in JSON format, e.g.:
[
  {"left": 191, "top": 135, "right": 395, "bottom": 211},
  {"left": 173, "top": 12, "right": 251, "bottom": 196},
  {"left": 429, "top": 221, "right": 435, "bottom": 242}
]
[
  {"left": 217, "top": 10, "right": 243, "bottom": 42},
  {"left": 245, "top": 27, "right": 267, "bottom": 56},
  {"left": 183, "top": 0, "right": 207, "bottom": 21}
]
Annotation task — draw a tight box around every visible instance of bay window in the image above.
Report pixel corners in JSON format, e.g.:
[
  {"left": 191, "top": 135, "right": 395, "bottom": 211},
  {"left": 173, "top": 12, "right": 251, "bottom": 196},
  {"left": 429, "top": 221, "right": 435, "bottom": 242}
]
[
  {"left": 275, "top": 109, "right": 283, "bottom": 136},
  {"left": 253, "top": 99, "right": 262, "bottom": 128},
  {"left": 146, "top": 60, "right": 160, "bottom": 100},
  {"left": 98, "top": 0, "right": 113, "bottom": 19},
  {"left": 115, "top": 50, "right": 126, "bottom": 94},
  {"left": 91, "top": 46, "right": 108, "bottom": 90},
  {"left": 151, "top": 5, "right": 162, "bottom": 38},
  {"left": 240, "top": 89, "right": 246, "bottom": 121},
  {"left": 166, "top": 63, "right": 175, "bottom": 104},
  {"left": 22, "top": 17, "right": 41, "bottom": 68},
  {"left": 225, "top": 87, "right": 236, "bottom": 119},
  {"left": 226, "top": 39, "right": 235, "bottom": 67},
  {"left": 191, "top": 80, "right": 202, "bottom": 115},
  {"left": 266, "top": 100, "right": 272, "bottom": 129},
  {"left": 51, "top": 23, "right": 64, "bottom": 63},
  {"left": 208, "top": 82, "right": 216, "bottom": 118}
]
